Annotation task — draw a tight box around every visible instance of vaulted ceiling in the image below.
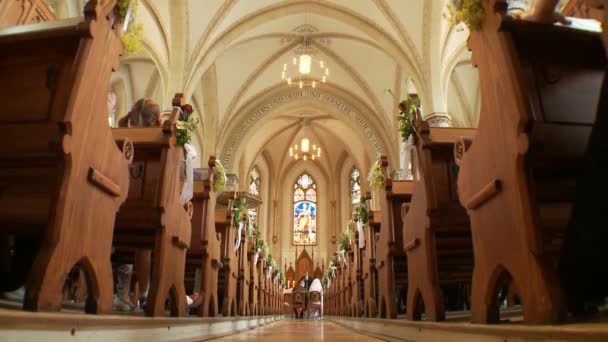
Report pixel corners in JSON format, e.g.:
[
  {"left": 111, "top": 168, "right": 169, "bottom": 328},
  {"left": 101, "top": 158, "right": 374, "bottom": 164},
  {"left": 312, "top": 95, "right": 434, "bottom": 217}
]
[{"left": 57, "top": 0, "right": 479, "bottom": 188}]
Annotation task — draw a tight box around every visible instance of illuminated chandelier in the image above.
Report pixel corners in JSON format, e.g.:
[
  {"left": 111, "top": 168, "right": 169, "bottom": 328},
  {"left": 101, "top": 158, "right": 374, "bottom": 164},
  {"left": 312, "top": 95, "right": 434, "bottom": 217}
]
[
  {"left": 280, "top": 6, "right": 329, "bottom": 89},
  {"left": 281, "top": 37, "right": 329, "bottom": 89},
  {"left": 289, "top": 138, "right": 321, "bottom": 161}
]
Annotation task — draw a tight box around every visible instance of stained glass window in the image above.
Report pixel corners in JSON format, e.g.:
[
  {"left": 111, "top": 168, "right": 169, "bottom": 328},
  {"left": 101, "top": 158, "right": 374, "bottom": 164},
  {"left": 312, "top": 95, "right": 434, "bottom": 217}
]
[
  {"left": 293, "top": 173, "right": 317, "bottom": 246},
  {"left": 351, "top": 168, "right": 361, "bottom": 210}
]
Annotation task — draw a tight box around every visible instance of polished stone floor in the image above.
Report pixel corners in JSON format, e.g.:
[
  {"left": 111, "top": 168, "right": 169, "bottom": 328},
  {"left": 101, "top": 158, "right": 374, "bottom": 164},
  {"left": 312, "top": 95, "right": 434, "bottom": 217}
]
[{"left": 213, "top": 319, "right": 384, "bottom": 341}]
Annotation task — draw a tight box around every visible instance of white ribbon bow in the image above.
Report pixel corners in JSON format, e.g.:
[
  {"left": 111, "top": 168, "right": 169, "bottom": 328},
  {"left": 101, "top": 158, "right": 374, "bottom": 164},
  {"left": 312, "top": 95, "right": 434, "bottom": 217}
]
[
  {"left": 254, "top": 248, "right": 261, "bottom": 265},
  {"left": 179, "top": 143, "right": 196, "bottom": 205},
  {"left": 357, "top": 220, "right": 365, "bottom": 249},
  {"left": 327, "top": 278, "right": 331, "bottom": 289},
  {"left": 331, "top": 266, "right": 337, "bottom": 278},
  {"left": 339, "top": 249, "right": 348, "bottom": 267},
  {"left": 267, "top": 266, "right": 273, "bottom": 279},
  {"left": 234, "top": 221, "right": 243, "bottom": 252},
  {"left": 401, "top": 135, "right": 419, "bottom": 180}
]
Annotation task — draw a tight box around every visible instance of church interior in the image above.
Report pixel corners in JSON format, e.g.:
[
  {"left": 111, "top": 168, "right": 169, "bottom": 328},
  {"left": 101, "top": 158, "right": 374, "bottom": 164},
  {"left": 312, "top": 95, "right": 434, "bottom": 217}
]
[{"left": 0, "top": 0, "right": 607, "bottom": 340}]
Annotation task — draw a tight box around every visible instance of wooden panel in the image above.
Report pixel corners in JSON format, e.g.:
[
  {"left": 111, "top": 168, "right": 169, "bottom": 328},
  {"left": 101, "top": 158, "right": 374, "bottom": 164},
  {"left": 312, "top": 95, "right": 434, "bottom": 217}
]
[
  {"left": 457, "top": 0, "right": 606, "bottom": 325},
  {"left": 0, "top": 1, "right": 130, "bottom": 315}
]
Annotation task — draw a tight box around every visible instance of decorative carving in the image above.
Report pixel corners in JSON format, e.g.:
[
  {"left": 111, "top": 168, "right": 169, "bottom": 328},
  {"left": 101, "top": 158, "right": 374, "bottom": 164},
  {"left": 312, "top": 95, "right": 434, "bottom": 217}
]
[
  {"left": 425, "top": 112, "right": 453, "bottom": 127},
  {"left": 279, "top": 25, "right": 330, "bottom": 52},
  {"left": 122, "top": 138, "right": 134, "bottom": 163},
  {"left": 222, "top": 90, "right": 385, "bottom": 169}
]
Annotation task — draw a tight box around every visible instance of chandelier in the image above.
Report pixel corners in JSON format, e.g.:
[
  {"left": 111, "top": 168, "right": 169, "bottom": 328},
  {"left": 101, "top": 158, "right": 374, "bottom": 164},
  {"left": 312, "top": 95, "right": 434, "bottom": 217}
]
[
  {"left": 289, "top": 138, "right": 321, "bottom": 161},
  {"left": 281, "top": 37, "right": 329, "bottom": 88}
]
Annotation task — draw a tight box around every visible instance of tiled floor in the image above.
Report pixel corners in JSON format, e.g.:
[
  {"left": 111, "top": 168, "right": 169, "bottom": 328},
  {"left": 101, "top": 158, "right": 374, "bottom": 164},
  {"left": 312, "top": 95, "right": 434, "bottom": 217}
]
[{"left": 213, "top": 319, "right": 384, "bottom": 341}]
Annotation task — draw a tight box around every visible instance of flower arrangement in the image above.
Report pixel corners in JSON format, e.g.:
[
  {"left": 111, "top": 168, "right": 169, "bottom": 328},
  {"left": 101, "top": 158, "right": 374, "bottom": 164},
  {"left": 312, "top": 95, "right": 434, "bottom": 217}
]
[
  {"left": 329, "top": 255, "right": 338, "bottom": 269},
  {"left": 231, "top": 198, "right": 248, "bottom": 228},
  {"left": 265, "top": 253, "right": 273, "bottom": 266},
  {"left": 368, "top": 156, "right": 385, "bottom": 190},
  {"left": 256, "top": 234, "right": 265, "bottom": 251},
  {"left": 246, "top": 221, "right": 256, "bottom": 240},
  {"left": 175, "top": 104, "right": 199, "bottom": 147},
  {"left": 117, "top": 0, "right": 144, "bottom": 54},
  {"left": 444, "top": 0, "right": 485, "bottom": 31},
  {"left": 213, "top": 160, "right": 227, "bottom": 192},
  {"left": 354, "top": 200, "right": 369, "bottom": 224},
  {"left": 338, "top": 228, "right": 354, "bottom": 252},
  {"left": 386, "top": 79, "right": 420, "bottom": 143}
]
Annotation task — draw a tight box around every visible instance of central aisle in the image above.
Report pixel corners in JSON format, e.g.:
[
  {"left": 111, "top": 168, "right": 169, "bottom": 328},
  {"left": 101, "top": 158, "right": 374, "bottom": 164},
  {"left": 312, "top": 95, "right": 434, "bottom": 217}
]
[{"left": 213, "top": 319, "right": 384, "bottom": 341}]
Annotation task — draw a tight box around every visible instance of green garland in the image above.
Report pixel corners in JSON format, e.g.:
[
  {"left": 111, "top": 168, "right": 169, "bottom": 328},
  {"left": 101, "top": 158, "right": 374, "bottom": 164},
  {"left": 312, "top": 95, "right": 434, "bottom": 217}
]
[
  {"left": 213, "top": 160, "right": 227, "bottom": 193},
  {"left": 175, "top": 105, "right": 199, "bottom": 148},
  {"left": 444, "top": 0, "right": 484, "bottom": 31},
  {"left": 280, "top": 272, "right": 286, "bottom": 287},
  {"left": 231, "top": 198, "right": 248, "bottom": 228},
  {"left": 369, "top": 158, "right": 384, "bottom": 190},
  {"left": 354, "top": 200, "right": 369, "bottom": 224}
]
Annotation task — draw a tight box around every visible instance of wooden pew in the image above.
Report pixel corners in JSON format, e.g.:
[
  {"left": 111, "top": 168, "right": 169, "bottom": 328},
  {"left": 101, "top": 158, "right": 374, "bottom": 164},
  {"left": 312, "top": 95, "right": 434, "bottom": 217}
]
[
  {"left": 112, "top": 94, "right": 192, "bottom": 317},
  {"left": 402, "top": 119, "right": 475, "bottom": 321},
  {"left": 215, "top": 192, "right": 237, "bottom": 316},
  {"left": 0, "top": 1, "right": 130, "bottom": 313},
  {"left": 363, "top": 193, "right": 378, "bottom": 318},
  {"left": 249, "top": 243, "right": 261, "bottom": 316},
  {"left": 372, "top": 156, "right": 413, "bottom": 319},
  {"left": 349, "top": 219, "right": 365, "bottom": 317},
  {"left": 185, "top": 157, "right": 222, "bottom": 317},
  {"left": 236, "top": 213, "right": 250, "bottom": 316},
  {"left": 0, "top": 0, "right": 55, "bottom": 28},
  {"left": 258, "top": 259, "right": 266, "bottom": 316},
  {"left": 457, "top": 0, "right": 606, "bottom": 324}
]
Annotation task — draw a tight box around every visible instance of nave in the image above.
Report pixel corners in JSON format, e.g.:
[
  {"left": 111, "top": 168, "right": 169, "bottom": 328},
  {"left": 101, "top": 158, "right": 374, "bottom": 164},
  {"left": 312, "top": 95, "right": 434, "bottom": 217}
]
[
  {"left": 213, "top": 320, "right": 382, "bottom": 342},
  {"left": 0, "top": 0, "right": 607, "bottom": 341}
]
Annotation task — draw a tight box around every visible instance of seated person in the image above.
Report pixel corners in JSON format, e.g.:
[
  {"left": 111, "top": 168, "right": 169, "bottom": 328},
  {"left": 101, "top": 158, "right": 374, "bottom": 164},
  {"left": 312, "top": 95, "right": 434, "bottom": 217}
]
[
  {"left": 113, "top": 98, "right": 160, "bottom": 311},
  {"left": 117, "top": 98, "right": 160, "bottom": 127}
]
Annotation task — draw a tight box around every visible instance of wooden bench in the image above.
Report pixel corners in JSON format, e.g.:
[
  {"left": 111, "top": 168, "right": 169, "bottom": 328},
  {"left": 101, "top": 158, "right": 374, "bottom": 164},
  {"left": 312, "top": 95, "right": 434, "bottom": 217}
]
[
  {"left": 185, "top": 157, "right": 222, "bottom": 317},
  {"left": 215, "top": 193, "right": 237, "bottom": 316},
  {"left": 362, "top": 193, "right": 379, "bottom": 318},
  {"left": 248, "top": 241, "right": 261, "bottom": 316},
  {"left": 112, "top": 94, "right": 191, "bottom": 317},
  {"left": 370, "top": 156, "right": 413, "bottom": 319},
  {"left": 349, "top": 217, "right": 365, "bottom": 317},
  {"left": 402, "top": 119, "right": 475, "bottom": 321},
  {"left": 457, "top": 0, "right": 606, "bottom": 324},
  {"left": 257, "top": 258, "right": 266, "bottom": 316},
  {"left": 0, "top": 0, "right": 130, "bottom": 313},
  {"left": 236, "top": 213, "right": 250, "bottom": 316}
]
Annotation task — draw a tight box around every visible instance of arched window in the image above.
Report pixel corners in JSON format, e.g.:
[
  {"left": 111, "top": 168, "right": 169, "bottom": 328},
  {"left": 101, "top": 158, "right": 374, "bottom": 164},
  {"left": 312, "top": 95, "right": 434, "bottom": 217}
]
[
  {"left": 249, "top": 167, "right": 260, "bottom": 196},
  {"left": 350, "top": 168, "right": 361, "bottom": 210},
  {"left": 293, "top": 173, "right": 317, "bottom": 246},
  {"left": 248, "top": 167, "right": 260, "bottom": 225}
]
